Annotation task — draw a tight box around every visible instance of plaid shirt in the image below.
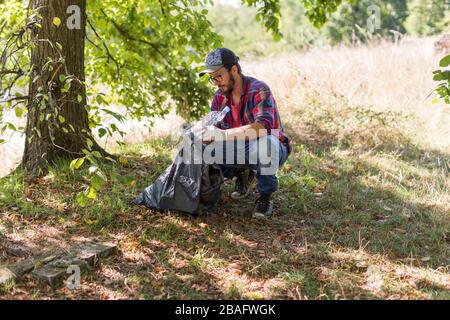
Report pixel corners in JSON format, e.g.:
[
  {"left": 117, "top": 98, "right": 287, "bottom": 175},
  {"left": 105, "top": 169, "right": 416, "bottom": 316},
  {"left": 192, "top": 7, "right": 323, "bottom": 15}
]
[{"left": 210, "top": 76, "right": 292, "bottom": 154}]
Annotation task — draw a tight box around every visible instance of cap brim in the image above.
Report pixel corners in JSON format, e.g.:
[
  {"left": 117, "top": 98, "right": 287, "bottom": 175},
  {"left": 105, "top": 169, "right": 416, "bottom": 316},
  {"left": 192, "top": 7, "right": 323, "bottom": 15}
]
[{"left": 198, "top": 65, "right": 223, "bottom": 77}]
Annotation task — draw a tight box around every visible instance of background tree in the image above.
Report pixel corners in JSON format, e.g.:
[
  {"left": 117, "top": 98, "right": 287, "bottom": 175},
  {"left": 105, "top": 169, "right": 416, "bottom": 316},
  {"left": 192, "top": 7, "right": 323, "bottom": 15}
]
[{"left": 405, "top": 0, "right": 450, "bottom": 36}]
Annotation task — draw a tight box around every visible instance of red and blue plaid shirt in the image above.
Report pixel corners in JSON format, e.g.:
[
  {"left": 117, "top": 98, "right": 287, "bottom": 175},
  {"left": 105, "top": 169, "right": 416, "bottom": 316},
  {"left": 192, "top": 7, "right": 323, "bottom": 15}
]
[{"left": 210, "top": 76, "right": 292, "bottom": 154}]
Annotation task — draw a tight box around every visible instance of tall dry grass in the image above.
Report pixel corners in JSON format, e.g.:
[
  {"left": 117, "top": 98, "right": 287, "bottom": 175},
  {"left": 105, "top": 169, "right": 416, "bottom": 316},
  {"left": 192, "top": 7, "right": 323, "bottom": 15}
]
[{"left": 244, "top": 36, "right": 449, "bottom": 153}]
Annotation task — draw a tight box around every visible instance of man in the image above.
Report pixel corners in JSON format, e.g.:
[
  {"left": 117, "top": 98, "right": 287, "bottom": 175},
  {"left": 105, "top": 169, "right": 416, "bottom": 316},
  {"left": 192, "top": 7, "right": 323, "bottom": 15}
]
[{"left": 198, "top": 48, "right": 291, "bottom": 219}]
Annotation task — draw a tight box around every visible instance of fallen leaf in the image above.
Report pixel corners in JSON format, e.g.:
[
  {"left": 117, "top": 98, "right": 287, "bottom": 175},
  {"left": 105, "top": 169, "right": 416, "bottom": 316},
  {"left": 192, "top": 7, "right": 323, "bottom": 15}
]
[
  {"left": 245, "top": 291, "right": 265, "bottom": 300},
  {"left": 83, "top": 217, "right": 96, "bottom": 225},
  {"left": 119, "top": 156, "right": 128, "bottom": 165}
]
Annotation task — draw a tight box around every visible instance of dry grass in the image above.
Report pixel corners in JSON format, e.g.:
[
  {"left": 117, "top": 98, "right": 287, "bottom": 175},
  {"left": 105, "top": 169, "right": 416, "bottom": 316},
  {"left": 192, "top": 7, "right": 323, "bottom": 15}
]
[{"left": 245, "top": 36, "right": 449, "bottom": 152}]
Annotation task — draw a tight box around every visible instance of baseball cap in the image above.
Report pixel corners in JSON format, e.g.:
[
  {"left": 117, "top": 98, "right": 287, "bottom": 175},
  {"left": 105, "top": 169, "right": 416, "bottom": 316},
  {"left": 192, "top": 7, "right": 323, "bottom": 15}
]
[{"left": 199, "top": 48, "right": 239, "bottom": 77}]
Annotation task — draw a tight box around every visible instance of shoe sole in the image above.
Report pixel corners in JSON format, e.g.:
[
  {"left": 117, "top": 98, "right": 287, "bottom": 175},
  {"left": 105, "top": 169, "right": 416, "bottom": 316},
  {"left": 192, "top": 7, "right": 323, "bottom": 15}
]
[{"left": 252, "top": 212, "right": 272, "bottom": 219}]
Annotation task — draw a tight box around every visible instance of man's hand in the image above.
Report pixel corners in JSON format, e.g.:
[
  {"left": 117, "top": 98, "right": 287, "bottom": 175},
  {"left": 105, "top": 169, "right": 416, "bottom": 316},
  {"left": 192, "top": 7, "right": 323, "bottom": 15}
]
[{"left": 202, "top": 125, "right": 227, "bottom": 143}]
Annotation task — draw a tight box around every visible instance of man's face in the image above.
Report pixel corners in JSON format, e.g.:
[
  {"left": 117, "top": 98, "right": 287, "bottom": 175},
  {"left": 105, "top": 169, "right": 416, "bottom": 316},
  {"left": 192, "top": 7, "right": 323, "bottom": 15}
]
[{"left": 209, "top": 67, "right": 235, "bottom": 95}]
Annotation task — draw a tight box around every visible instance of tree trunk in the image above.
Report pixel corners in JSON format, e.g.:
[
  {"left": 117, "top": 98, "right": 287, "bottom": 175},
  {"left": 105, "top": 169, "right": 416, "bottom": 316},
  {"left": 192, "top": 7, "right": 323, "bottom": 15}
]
[{"left": 23, "top": 0, "right": 111, "bottom": 180}]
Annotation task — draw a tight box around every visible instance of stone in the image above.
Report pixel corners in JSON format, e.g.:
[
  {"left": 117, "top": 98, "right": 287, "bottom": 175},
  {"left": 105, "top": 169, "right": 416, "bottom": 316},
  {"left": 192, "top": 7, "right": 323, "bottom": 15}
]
[
  {"left": 0, "top": 258, "right": 35, "bottom": 286},
  {"left": 7, "top": 258, "right": 35, "bottom": 277},
  {"left": 50, "top": 256, "right": 87, "bottom": 269},
  {"left": 3, "top": 242, "right": 117, "bottom": 289},
  {"left": 5, "top": 244, "right": 30, "bottom": 257},
  {"left": 0, "top": 267, "right": 15, "bottom": 286},
  {"left": 75, "top": 242, "right": 117, "bottom": 266},
  {"left": 31, "top": 253, "right": 90, "bottom": 288},
  {"left": 32, "top": 264, "right": 67, "bottom": 288}
]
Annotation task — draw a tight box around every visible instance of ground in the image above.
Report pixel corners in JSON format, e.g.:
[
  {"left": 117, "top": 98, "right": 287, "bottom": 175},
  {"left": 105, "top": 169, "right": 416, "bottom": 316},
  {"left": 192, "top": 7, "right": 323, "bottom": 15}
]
[{"left": 0, "top": 37, "right": 449, "bottom": 299}]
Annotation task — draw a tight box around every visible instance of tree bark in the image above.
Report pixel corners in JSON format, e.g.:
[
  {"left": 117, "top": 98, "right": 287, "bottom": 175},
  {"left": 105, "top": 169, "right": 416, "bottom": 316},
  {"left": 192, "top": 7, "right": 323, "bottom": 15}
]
[{"left": 23, "top": 0, "right": 112, "bottom": 180}]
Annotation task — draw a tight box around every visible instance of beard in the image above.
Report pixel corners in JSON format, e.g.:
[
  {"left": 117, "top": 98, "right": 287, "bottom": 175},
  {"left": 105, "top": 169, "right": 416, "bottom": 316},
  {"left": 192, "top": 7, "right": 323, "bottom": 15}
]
[{"left": 219, "top": 74, "right": 235, "bottom": 95}]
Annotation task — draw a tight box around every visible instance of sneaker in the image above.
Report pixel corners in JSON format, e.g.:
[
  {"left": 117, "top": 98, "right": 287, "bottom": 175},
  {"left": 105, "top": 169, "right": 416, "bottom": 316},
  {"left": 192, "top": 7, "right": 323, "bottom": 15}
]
[
  {"left": 253, "top": 194, "right": 273, "bottom": 219},
  {"left": 231, "top": 169, "right": 255, "bottom": 200}
]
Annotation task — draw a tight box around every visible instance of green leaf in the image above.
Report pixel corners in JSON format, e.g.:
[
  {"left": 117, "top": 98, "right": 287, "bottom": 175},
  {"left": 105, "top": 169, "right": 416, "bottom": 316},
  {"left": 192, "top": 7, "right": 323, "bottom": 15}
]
[
  {"left": 98, "top": 128, "right": 107, "bottom": 138},
  {"left": 92, "top": 173, "right": 106, "bottom": 190},
  {"left": 76, "top": 191, "right": 87, "bottom": 207},
  {"left": 439, "top": 55, "right": 450, "bottom": 68},
  {"left": 433, "top": 72, "right": 443, "bottom": 81},
  {"left": 118, "top": 174, "right": 134, "bottom": 185},
  {"left": 15, "top": 107, "right": 23, "bottom": 118},
  {"left": 96, "top": 95, "right": 106, "bottom": 105},
  {"left": 86, "top": 138, "right": 93, "bottom": 150},
  {"left": 95, "top": 170, "right": 108, "bottom": 182},
  {"left": 105, "top": 156, "right": 116, "bottom": 163},
  {"left": 77, "top": 95, "right": 83, "bottom": 103},
  {"left": 92, "top": 151, "right": 102, "bottom": 158},
  {"left": 58, "top": 115, "right": 65, "bottom": 123},
  {"left": 87, "top": 187, "right": 97, "bottom": 200},
  {"left": 70, "top": 157, "right": 85, "bottom": 170},
  {"left": 0, "top": 139, "right": 5, "bottom": 144},
  {"left": 434, "top": 71, "right": 450, "bottom": 82},
  {"left": 53, "top": 17, "right": 62, "bottom": 27},
  {"left": 61, "top": 82, "right": 71, "bottom": 93}
]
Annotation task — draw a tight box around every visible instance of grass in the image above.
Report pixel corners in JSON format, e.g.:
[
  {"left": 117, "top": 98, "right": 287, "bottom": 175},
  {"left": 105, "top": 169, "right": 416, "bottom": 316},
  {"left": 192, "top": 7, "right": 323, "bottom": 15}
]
[{"left": 0, "top": 37, "right": 449, "bottom": 299}]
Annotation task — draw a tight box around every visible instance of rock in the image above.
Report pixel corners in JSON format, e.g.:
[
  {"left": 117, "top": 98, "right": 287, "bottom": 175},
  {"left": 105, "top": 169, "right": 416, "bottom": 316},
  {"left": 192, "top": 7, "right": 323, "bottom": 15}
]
[
  {"left": 5, "top": 244, "right": 30, "bottom": 258},
  {"left": 32, "top": 264, "right": 68, "bottom": 288},
  {"left": 75, "top": 242, "right": 117, "bottom": 266},
  {"left": 31, "top": 254, "right": 90, "bottom": 288},
  {"left": 0, "top": 267, "right": 15, "bottom": 286},
  {"left": 7, "top": 258, "right": 35, "bottom": 277},
  {"left": 0, "top": 258, "right": 35, "bottom": 286},
  {"left": 50, "top": 256, "right": 87, "bottom": 269},
  {"left": 2, "top": 242, "right": 117, "bottom": 289},
  {"left": 30, "top": 242, "right": 117, "bottom": 288}
]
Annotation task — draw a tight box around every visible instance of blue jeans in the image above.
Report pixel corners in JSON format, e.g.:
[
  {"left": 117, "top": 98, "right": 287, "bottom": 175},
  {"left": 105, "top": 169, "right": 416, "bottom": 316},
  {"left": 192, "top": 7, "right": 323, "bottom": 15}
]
[{"left": 206, "top": 135, "right": 289, "bottom": 194}]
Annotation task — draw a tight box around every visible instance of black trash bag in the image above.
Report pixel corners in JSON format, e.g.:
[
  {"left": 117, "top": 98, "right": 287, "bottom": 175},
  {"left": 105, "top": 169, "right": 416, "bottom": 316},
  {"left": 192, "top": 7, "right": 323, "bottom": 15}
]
[{"left": 133, "top": 150, "right": 224, "bottom": 215}]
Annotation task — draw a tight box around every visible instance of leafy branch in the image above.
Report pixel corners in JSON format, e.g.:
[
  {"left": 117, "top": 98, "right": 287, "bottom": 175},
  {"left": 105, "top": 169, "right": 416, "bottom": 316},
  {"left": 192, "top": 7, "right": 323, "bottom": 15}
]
[{"left": 433, "top": 55, "right": 450, "bottom": 104}]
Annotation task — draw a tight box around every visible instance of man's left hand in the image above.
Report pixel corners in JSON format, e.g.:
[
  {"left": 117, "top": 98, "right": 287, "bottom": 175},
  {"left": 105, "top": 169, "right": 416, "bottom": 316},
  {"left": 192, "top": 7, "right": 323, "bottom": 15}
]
[{"left": 202, "top": 125, "right": 227, "bottom": 143}]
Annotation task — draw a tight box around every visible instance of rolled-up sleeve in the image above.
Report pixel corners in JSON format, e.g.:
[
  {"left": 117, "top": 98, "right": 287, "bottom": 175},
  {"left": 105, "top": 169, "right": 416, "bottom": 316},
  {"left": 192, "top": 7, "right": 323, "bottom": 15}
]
[{"left": 253, "top": 88, "right": 275, "bottom": 131}]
